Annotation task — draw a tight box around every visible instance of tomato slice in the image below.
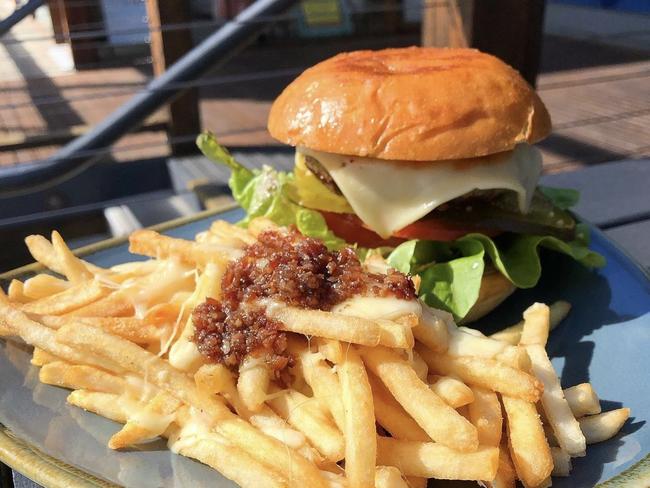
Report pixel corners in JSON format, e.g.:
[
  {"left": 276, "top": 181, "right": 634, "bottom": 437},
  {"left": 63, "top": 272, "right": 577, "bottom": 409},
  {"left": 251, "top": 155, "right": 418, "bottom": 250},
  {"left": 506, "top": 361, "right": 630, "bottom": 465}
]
[
  {"left": 320, "top": 211, "right": 498, "bottom": 247},
  {"left": 393, "top": 219, "right": 493, "bottom": 241}
]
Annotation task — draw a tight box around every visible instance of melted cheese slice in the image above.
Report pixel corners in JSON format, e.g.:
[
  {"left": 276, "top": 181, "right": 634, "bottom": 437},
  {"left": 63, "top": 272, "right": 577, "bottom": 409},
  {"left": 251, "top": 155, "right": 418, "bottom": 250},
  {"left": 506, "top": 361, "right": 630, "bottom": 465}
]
[
  {"left": 331, "top": 295, "right": 422, "bottom": 320},
  {"left": 299, "top": 144, "right": 542, "bottom": 238}
]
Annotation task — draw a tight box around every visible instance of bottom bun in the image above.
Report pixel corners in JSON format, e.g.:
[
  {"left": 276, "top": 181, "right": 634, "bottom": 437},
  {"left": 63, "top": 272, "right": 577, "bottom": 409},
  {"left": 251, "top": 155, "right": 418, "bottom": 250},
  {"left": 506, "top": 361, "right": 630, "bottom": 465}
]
[{"left": 462, "top": 269, "right": 516, "bottom": 324}]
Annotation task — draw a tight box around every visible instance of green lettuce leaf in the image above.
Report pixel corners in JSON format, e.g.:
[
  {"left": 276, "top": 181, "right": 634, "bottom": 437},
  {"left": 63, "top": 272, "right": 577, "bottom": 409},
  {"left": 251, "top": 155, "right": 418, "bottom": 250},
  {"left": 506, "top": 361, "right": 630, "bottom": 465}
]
[
  {"left": 387, "top": 226, "right": 605, "bottom": 319},
  {"left": 197, "top": 132, "right": 347, "bottom": 250}
]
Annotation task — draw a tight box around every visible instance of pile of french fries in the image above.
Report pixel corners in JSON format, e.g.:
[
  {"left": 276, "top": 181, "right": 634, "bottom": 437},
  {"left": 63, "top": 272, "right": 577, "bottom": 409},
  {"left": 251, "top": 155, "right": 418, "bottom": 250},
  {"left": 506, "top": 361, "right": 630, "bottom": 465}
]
[{"left": 0, "top": 218, "right": 630, "bottom": 488}]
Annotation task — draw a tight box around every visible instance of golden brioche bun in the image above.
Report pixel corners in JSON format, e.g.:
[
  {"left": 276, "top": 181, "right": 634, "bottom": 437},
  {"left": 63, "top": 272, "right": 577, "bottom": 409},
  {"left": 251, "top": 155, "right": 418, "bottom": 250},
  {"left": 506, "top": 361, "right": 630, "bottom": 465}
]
[
  {"left": 268, "top": 47, "right": 551, "bottom": 161},
  {"left": 462, "top": 269, "right": 516, "bottom": 324}
]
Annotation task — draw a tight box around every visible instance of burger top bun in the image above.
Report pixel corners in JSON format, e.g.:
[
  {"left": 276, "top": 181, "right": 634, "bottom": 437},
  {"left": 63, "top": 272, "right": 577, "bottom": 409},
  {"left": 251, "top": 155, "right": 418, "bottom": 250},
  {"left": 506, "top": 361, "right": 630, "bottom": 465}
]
[{"left": 268, "top": 47, "right": 551, "bottom": 162}]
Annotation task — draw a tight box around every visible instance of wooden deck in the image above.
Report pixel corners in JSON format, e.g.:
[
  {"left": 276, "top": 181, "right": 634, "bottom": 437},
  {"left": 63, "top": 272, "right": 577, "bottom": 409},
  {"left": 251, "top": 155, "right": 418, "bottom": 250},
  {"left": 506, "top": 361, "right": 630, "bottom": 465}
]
[{"left": 0, "top": 5, "right": 648, "bottom": 173}]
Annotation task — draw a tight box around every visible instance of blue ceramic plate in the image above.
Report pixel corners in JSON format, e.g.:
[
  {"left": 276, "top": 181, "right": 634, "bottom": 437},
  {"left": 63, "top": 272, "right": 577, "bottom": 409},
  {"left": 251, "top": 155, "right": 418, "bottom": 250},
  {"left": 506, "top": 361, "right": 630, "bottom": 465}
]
[{"left": 1, "top": 207, "right": 649, "bottom": 488}]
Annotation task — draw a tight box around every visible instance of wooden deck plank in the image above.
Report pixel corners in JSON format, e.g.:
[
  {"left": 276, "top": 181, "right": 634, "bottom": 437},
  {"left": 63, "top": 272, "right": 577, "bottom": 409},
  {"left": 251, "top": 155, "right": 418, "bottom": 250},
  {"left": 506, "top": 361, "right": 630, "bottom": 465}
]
[{"left": 0, "top": 26, "right": 647, "bottom": 171}]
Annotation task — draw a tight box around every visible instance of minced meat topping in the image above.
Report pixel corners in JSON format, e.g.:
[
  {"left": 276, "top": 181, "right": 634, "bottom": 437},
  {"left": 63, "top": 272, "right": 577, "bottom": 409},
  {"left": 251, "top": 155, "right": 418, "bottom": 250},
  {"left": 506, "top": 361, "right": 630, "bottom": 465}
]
[{"left": 192, "top": 228, "right": 416, "bottom": 378}]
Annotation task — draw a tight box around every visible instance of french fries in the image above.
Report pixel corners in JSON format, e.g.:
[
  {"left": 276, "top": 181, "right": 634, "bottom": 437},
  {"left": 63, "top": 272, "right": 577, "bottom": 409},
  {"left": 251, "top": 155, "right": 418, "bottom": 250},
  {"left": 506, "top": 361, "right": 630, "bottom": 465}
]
[
  {"left": 527, "top": 344, "right": 586, "bottom": 457},
  {"left": 360, "top": 345, "right": 478, "bottom": 452},
  {"left": 579, "top": 408, "right": 630, "bottom": 444},
  {"left": 428, "top": 375, "right": 475, "bottom": 408},
  {"left": 416, "top": 346, "right": 543, "bottom": 402},
  {"left": 339, "top": 346, "right": 376, "bottom": 488},
  {"left": 375, "top": 466, "right": 409, "bottom": 488},
  {"left": 237, "top": 356, "right": 270, "bottom": 412},
  {"left": 68, "top": 390, "right": 127, "bottom": 423},
  {"left": 0, "top": 222, "right": 629, "bottom": 488},
  {"left": 491, "top": 301, "right": 571, "bottom": 345},
  {"left": 376, "top": 436, "right": 499, "bottom": 480},
  {"left": 484, "top": 445, "right": 517, "bottom": 488},
  {"left": 268, "top": 305, "right": 414, "bottom": 348},
  {"left": 267, "top": 388, "right": 345, "bottom": 462},
  {"left": 551, "top": 447, "right": 572, "bottom": 477},
  {"left": 564, "top": 383, "right": 601, "bottom": 418},
  {"left": 129, "top": 229, "right": 240, "bottom": 267},
  {"left": 468, "top": 387, "right": 502, "bottom": 447},
  {"left": 519, "top": 303, "right": 550, "bottom": 346},
  {"left": 22, "top": 274, "right": 71, "bottom": 299},
  {"left": 367, "top": 373, "right": 430, "bottom": 442},
  {"left": 294, "top": 346, "right": 346, "bottom": 432},
  {"left": 39, "top": 361, "right": 126, "bottom": 394},
  {"left": 502, "top": 396, "right": 553, "bottom": 487}
]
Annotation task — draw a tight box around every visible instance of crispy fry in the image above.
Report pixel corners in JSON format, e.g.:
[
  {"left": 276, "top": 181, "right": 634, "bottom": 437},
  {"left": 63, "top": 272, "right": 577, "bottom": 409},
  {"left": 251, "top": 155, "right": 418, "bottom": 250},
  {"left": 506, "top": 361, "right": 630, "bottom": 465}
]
[
  {"left": 33, "top": 314, "right": 163, "bottom": 345},
  {"left": 129, "top": 229, "right": 240, "bottom": 267},
  {"left": 209, "top": 220, "right": 256, "bottom": 245},
  {"left": 237, "top": 356, "right": 270, "bottom": 413},
  {"left": 24, "top": 235, "right": 102, "bottom": 277},
  {"left": 246, "top": 217, "right": 279, "bottom": 236},
  {"left": 40, "top": 361, "right": 125, "bottom": 395},
  {"left": 579, "top": 408, "right": 630, "bottom": 444},
  {"left": 339, "top": 346, "right": 375, "bottom": 488},
  {"left": 376, "top": 436, "right": 498, "bottom": 480},
  {"left": 360, "top": 346, "right": 478, "bottom": 452},
  {"left": 491, "top": 301, "right": 571, "bottom": 345},
  {"left": 267, "top": 388, "right": 344, "bottom": 462},
  {"left": 502, "top": 396, "right": 553, "bottom": 487},
  {"left": 294, "top": 346, "right": 346, "bottom": 432},
  {"left": 195, "top": 362, "right": 320, "bottom": 463},
  {"left": 428, "top": 375, "right": 475, "bottom": 408},
  {"left": 367, "top": 374, "right": 430, "bottom": 442},
  {"left": 195, "top": 363, "right": 236, "bottom": 399},
  {"left": 22, "top": 274, "right": 71, "bottom": 299},
  {"left": 31, "top": 347, "right": 59, "bottom": 366},
  {"left": 315, "top": 337, "right": 344, "bottom": 364},
  {"left": 57, "top": 322, "right": 328, "bottom": 487},
  {"left": 56, "top": 323, "right": 223, "bottom": 415},
  {"left": 51, "top": 231, "right": 95, "bottom": 282},
  {"left": 526, "top": 344, "right": 585, "bottom": 456},
  {"left": 269, "top": 305, "right": 413, "bottom": 348},
  {"left": 483, "top": 445, "right": 517, "bottom": 488},
  {"left": 0, "top": 301, "right": 124, "bottom": 372},
  {"left": 172, "top": 405, "right": 290, "bottom": 487},
  {"left": 169, "top": 426, "right": 287, "bottom": 488},
  {"left": 468, "top": 387, "right": 502, "bottom": 447},
  {"left": 374, "top": 466, "right": 409, "bottom": 488},
  {"left": 67, "top": 390, "right": 127, "bottom": 424},
  {"left": 447, "top": 326, "right": 513, "bottom": 359},
  {"left": 216, "top": 410, "right": 329, "bottom": 487},
  {"left": 564, "top": 383, "right": 601, "bottom": 418},
  {"left": 20, "top": 280, "right": 109, "bottom": 315},
  {"left": 551, "top": 447, "right": 572, "bottom": 477},
  {"left": 109, "top": 392, "right": 181, "bottom": 449},
  {"left": 519, "top": 303, "right": 550, "bottom": 346},
  {"left": 413, "top": 306, "right": 449, "bottom": 353},
  {"left": 410, "top": 350, "right": 428, "bottom": 381},
  {"left": 8, "top": 280, "right": 29, "bottom": 303},
  {"left": 495, "top": 346, "right": 531, "bottom": 371},
  {"left": 416, "top": 345, "right": 543, "bottom": 402},
  {"left": 66, "top": 290, "right": 134, "bottom": 317}
]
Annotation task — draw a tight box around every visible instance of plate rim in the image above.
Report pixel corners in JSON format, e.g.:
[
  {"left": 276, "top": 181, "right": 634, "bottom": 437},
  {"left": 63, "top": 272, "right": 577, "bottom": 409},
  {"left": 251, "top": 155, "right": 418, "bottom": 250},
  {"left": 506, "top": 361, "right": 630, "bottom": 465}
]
[{"left": 1, "top": 201, "right": 648, "bottom": 488}]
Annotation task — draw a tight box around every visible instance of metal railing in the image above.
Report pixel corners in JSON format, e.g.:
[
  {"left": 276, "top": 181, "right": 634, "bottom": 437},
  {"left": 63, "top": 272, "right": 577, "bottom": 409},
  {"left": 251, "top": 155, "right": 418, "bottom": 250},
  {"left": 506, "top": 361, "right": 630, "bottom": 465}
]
[
  {"left": 0, "top": 0, "right": 44, "bottom": 37},
  {"left": 0, "top": 0, "right": 299, "bottom": 195}
]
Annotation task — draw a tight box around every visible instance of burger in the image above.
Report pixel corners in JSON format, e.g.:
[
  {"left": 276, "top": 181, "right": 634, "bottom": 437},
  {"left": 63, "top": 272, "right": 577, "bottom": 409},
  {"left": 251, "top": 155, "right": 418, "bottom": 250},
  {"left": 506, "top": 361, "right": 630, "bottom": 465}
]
[{"left": 197, "top": 47, "right": 604, "bottom": 322}]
